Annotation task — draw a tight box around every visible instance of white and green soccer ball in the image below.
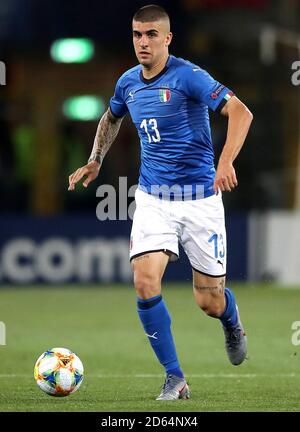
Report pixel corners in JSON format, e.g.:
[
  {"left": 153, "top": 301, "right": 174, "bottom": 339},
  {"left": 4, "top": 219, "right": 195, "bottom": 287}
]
[{"left": 34, "top": 347, "right": 84, "bottom": 397}]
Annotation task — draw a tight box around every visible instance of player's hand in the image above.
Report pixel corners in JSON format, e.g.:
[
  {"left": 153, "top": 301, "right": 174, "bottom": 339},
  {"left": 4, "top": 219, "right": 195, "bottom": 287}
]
[
  {"left": 68, "top": 160, "right": 100, "bottom": 191},
  {"left": 214, "top": 160, "right": 238, "bottom": 194}
]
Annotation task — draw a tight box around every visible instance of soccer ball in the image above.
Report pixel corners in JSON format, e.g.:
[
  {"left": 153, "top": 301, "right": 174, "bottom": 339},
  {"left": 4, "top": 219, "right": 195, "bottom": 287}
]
[{"left": 34, "top": 347, "right": 84, "bottom": 397}]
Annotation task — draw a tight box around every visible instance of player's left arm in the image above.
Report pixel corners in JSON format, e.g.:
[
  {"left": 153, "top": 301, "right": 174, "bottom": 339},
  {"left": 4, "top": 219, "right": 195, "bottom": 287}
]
[{"left": 214, "top": 96, "right": 253, "bottom": 193}]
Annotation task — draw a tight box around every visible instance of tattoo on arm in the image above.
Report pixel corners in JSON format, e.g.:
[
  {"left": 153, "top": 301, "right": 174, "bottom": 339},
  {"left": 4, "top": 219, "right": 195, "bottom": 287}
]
[{"left": 88, "top": 108, "right": 123, "bottom": 164}]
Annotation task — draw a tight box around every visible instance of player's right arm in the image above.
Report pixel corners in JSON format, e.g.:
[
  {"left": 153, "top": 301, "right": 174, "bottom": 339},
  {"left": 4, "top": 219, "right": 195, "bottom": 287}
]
[{"left": 68, "top": 107, "right": 124, "bottom": 191}]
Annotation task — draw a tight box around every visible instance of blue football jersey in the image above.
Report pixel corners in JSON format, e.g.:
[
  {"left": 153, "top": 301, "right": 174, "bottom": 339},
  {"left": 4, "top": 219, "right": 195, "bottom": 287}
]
[{"left": 110, "top": 55, "right": 233, "bottom": 199}]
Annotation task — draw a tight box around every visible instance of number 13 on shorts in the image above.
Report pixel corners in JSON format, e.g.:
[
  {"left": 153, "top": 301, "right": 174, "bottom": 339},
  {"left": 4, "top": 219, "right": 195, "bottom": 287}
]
[{"left": 208, "top": 233, "right": 225, "bottom": 260}]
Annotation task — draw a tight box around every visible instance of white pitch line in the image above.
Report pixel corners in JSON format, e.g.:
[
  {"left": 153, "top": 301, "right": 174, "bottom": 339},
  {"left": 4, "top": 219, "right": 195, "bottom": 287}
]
[
  {"left": 0, "top": 373, "right": 299, "bottom": 379},
  {"left": 94, "top": 373, "right": 299, "bottom": 379}
]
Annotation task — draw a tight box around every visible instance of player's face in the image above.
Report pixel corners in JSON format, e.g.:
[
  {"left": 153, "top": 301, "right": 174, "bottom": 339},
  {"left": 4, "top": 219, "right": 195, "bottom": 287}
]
[{"left": 132, "top": 20, "right": 172, "bottom": 68}]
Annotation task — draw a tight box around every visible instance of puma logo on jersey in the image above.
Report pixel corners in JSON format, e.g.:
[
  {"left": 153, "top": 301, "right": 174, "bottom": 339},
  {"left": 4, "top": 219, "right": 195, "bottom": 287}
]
[{"left": 128, "top": 91, "right": 135, "bottom": 102}]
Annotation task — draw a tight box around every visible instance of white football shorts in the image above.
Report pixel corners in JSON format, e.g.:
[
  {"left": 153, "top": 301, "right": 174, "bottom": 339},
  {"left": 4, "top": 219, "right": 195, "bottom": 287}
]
[{"left": 129, "top": 188, "right": 227, "bottom": 277}]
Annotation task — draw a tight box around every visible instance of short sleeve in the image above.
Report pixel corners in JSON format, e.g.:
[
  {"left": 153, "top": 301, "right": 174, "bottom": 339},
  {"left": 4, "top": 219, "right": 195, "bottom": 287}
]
[
  {"left": 183, "top": 66, "right": 234, "bottom": 112},
  {"left": 109, "top": 78, "right": 128, "bottom": 118}
]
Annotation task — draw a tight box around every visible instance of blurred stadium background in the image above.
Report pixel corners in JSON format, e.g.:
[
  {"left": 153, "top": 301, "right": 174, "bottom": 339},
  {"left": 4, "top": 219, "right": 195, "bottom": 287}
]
[
  {"left": 1, "top": 0, "right": 300, "bottom": 285},
  {"left": 0, "top": 0, "right": 300, "bottom": 412}
]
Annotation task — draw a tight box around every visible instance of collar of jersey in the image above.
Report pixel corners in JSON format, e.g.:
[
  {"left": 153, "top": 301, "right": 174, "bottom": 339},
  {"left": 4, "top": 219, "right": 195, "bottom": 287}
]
[{"left": 139, "top": 55, "right": 171, "bottom": 85}]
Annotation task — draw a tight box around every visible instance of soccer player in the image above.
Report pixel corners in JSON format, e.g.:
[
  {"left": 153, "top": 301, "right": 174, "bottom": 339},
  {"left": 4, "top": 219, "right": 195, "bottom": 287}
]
[{"left": 68, "top": 4, "right": 253, "bottom": 400}]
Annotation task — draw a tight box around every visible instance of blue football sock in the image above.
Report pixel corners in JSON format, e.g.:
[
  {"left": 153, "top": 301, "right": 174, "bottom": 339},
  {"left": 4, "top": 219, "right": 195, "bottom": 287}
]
[
  {"left": 137, "top": 295, "right": 184, "bottom": 378},
  {"left": 219, "top": 287, "right": 238, "bottom": 329}
]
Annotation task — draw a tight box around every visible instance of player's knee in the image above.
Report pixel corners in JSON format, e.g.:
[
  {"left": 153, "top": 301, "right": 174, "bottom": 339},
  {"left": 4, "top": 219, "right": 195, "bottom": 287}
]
[
  {"left": 203, "top": 301, "right": 225, "bottom": 318},
  {"left": 134, "top": 272, "right": 161, "bottom": 299},
  {"left": 195, "top": 294, "right": 224, "bottom": 317}
]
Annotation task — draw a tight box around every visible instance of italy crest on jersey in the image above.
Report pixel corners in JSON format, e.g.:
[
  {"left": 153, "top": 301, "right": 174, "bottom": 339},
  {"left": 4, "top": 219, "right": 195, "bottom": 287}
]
[{"left": 159, "top": 88, "right": 171, "bottom": 103}]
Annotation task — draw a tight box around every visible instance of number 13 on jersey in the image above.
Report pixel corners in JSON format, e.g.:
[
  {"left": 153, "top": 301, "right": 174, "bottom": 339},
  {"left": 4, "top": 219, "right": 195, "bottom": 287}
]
[{"left": 140, "top": 118, "right": 161, "bottom": 143}]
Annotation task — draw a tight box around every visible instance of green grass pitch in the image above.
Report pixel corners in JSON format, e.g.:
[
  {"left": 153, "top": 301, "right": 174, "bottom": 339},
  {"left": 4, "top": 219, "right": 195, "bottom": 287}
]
[{"left": 0, "top": 283, "right": 299, "bottom": 412}]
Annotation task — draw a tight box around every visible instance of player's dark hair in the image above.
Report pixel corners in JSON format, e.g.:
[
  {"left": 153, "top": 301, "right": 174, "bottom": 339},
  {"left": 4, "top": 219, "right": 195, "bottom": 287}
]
[{"left": 133, "top": 4, "right": 169, "bottom": 23}]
